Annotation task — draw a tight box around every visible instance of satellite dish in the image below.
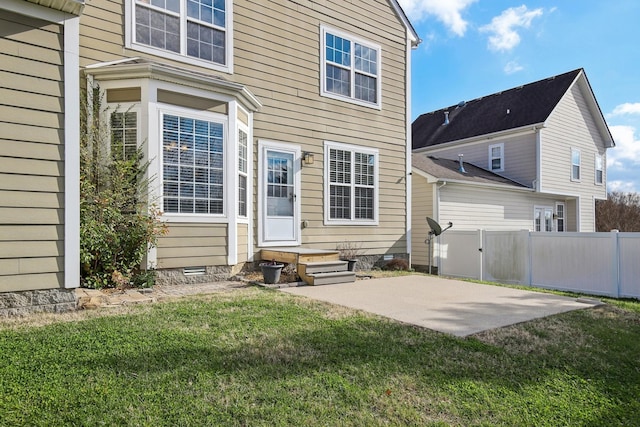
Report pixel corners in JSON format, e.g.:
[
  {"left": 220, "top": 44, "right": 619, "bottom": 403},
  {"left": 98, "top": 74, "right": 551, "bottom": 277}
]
[
  {"left": 425, "top": 217, "right": 453, "bottom": 275},
  {"left": 426, "top": 217, "right": 442, "bottom": 236}
]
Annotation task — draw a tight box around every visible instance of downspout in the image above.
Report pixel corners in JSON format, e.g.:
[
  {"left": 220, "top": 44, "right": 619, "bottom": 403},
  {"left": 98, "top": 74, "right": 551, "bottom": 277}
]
[{"left": 535, "top": 127, "right": 542, "bottom": 192}]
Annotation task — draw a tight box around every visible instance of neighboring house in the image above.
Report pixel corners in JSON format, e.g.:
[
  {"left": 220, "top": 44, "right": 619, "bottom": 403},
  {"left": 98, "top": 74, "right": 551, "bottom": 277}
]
[
  {"left": 0, "top": 0, "right": 83, "bottom": 315},
  {"left": 411, "top": 69, "right": 614, "bottom": 269},
  {"left": 1, "top": 0, "right": 419, "bottom": 312}
]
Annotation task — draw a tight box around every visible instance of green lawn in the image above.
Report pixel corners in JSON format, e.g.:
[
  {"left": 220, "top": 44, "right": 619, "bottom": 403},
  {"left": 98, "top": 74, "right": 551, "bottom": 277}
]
[{"left": 1, "top": 286, "right": 639, "bottom": 426}]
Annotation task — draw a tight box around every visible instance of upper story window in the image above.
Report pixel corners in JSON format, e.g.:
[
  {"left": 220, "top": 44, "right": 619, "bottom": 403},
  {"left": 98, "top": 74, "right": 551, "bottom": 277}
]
[
  {"left": 595, "top": 154, "right": 604, "bottom": 185},
  {"left": 324, "top": 141, "right": 379, "bottom": 225},
  {"left": 488, "top": 143, "right": 504, "bottom": 172},
  {"left": 129, "top": 0, "right": 231, "bottom": 72},
  {"left": 320, "top": 25, "right": 381, "bottom": 109},
  {"left": 571, "top": 148, "right": 581, "bottom": 181}
]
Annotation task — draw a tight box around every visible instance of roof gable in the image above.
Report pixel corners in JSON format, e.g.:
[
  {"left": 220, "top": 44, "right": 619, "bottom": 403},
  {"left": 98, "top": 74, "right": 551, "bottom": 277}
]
[{"left": 412, "top": 69, "right": 583, "bottom": 150}]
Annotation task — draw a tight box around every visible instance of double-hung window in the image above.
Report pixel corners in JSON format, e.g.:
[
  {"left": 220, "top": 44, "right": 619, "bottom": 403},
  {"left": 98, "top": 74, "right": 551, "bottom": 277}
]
[
  {"left": 325, "top": 141, "right": 378, "bottom": 225},
  {"left": 130, "top": 0, "right": 230, "bottom": 70},
  {"left": 595, "top": 154, "right": 604, "bottom": 185},
  {"left": 488, "top": 143, "right": 504, "bottom": 172},
  {"left": 110, "top": 110, "right": 139, "bottom": 160},
  {"left": 571, "top": 148, "right": 581, "bottom": 181},
  {"left": 321, "top": 25, "right": 381, "bottom": 109},
  {"left": 555, "top": 203, "right": 565, "bottom": 232},
  {"left": 162, "top": 113, "right": 225, "bottom": 215}
]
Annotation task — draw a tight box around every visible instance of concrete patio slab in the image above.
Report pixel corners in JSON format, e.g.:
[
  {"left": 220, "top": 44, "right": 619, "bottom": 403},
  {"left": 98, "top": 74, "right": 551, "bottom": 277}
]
[{"left": 281, "top": 275, "right": 601, "bottom": 337}]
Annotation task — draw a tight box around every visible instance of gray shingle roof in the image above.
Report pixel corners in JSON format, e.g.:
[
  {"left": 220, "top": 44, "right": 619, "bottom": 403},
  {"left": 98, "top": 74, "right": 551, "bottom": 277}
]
[
  {"left": 412, "top": 154, "right": 528, "bottom": 188},
  {"left": 412, "top": 69, "right": 583, "bottom": 150}
]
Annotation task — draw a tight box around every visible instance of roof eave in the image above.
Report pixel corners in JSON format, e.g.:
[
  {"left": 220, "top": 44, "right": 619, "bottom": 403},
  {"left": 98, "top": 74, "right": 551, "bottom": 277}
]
[
  {"left": 389, "top": 0, "right": 421, "bottom": 47},
  {"left": 413, "top": 122, "right": 545, "bottom": 153},
  {"left": 85, "top": 61, "right": 262, "bottom": 112},
  {"left": 24, "top": 0, "right": 85, "bottom": 15},
  {"left": 427, "top": 177, "right": 534, "bottom": 192}
]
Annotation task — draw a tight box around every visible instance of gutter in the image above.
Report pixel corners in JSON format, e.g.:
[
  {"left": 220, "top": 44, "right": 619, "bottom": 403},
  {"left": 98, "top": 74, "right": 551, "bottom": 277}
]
[{"left": 414, "top": 123, "right": 545, "bottom": 154}]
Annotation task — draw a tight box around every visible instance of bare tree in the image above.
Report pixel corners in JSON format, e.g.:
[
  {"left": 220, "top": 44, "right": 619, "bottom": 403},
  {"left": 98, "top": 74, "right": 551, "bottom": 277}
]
[{"left": 596, "top": 192, "right": 640, "bottom": 232}]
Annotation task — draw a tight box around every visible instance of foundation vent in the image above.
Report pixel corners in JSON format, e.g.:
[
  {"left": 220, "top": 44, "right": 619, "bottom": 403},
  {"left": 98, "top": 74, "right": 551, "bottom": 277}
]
[{"left": 183, "top": 266, "right": 206, "bottom": 276}]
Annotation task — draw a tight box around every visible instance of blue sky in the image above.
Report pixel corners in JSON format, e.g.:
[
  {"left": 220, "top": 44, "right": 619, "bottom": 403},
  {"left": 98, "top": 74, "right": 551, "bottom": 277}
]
[{"left": 398, "top": 0, "right": 640, "bottom": 193}]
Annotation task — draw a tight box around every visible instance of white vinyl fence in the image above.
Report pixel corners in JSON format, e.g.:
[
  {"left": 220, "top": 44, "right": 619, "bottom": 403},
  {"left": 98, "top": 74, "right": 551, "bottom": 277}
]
[{"left": 436, "top": 230, "right": 640, "bottom": 299}]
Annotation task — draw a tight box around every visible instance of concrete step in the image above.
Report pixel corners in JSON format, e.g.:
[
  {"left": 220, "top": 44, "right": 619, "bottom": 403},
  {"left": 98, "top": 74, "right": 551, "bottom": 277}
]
[
  {"left": 301, "top": 260, "right": 348, "bottom": 274},
  {"left": 308, "top": 271, "right": 356, "bottom": 286}
]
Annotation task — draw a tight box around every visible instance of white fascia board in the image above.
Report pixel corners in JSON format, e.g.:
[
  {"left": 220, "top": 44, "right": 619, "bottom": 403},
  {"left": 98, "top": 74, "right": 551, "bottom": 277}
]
[
  {"left": 413, "top": 123, "right": 544, "bottom": 154},
  {"left": 86, "top": 62, "right": 262, "bottom": 112},
  {"left": 411, "top": 167, "right": 439, "bottom": 184},
  {"left": 436, "top": 178, "right": 535, "bottom": 193}
]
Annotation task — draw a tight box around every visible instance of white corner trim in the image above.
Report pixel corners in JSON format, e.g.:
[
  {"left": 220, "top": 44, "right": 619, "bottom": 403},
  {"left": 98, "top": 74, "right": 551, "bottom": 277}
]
[
  {"left": 405, "top": 35, "right": 412, "bottom": 266},
  {"left": 64, "top": 16, "right": 81, "bottom": 288},
  {"left": 227, "top": 100, "right": 239, "bottom": 265}
]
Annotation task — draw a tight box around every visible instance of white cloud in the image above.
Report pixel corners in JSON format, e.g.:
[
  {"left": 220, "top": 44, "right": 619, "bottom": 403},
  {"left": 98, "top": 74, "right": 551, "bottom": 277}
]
[
  {"left": 608, "top": 180, "right": 637, "bottom": 193},
  {"left": 610, "top": 103, "right": 640, "bottom": 116},
  {"left": 504, "top": 61, "right": 524, "bottom": 74},
  {"left": 397, "top": 0, "right": 477, "bottom": 36},
  {"left": 480, "top": 5, "right": 543, "bottom": 52},
  {"left": 607, "top": 125, "right": 640, "bottom": 168}
]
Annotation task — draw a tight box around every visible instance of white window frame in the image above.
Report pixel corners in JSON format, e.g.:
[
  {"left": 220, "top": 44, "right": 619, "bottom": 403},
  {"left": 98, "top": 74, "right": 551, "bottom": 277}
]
[
  {"left": 237, "top": 123, "right": 249, "bottom": 218},
  {"left": 534, "top": 205, "right": 554, "bottom": 232},
  {"left": 324, "top": 141, "right": 379, "bottom": 226},
  {"left": 555, "top": 202, "right": 565, "bottom": 232},
  {"left": 107, "top": 104, "right": 141, "bottom": 161},
  {"left": 320, "top": 25, "right": 382, "bottom": 110},
  {"left": 125, "top": 0, "right": 233, "bottom": 73},
  {"left": 571, "top": 148, "right": 581, "bottom": 182},
  {"left": 158, "top": 105, "right": 229, "bottom": 222},
  {"left": 488, "top": 142, "right": 504, "bottom": 172},
  {"left": 595, "top": 154, "right": 604, "bottom": 185}
]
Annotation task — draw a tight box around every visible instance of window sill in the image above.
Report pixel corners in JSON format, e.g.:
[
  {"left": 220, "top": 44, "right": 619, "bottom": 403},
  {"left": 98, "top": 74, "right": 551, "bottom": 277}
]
[
  {"left": 127, "top": 43, "right": 232, "bottom": 74},
  {"left": 320, "top": 91, "right": 382, "bottom": 110},
  {"left": 324, "top": 220, "right": 379, "bottom": 226},
  {"left": 161, "top": 213, "right": 228, "bottom": 223}
]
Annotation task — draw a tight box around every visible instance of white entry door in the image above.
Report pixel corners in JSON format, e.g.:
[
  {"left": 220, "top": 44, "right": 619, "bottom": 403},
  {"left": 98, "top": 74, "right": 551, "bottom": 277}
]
[{"left": 258, "top": 141, "right": 301, "bottom": 246}]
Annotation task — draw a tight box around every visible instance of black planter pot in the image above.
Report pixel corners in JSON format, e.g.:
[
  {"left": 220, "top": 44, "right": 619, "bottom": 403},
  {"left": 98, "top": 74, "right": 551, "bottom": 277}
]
[
  {"left": 260, "top": 263, "right": 284, "bottom": 284},
  {"left": 343, "top": 259, "right": 357, "bottom": 272}
]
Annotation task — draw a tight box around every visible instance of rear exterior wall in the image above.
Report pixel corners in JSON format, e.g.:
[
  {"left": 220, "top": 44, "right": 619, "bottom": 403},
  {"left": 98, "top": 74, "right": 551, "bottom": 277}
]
[{"left": 0, "top": 10, "right": 65, "bottom": 293}]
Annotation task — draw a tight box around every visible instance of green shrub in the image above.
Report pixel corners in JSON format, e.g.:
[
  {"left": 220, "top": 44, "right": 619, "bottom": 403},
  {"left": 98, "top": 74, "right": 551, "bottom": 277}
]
[{"left": 80, "top": 88, "right": 166, "bottom": 289}]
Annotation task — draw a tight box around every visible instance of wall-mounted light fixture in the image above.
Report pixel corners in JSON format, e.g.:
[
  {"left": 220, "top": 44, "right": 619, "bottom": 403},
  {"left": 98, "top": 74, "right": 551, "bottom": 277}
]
[{"left": 303, "top": 152, "right": 314, "bottom": 166}]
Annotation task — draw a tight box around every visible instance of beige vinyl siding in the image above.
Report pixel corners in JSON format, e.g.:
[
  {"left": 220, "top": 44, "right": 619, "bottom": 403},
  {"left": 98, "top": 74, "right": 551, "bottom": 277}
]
[
  {"left": 411, "top": 174, "right": 434, "bottom": 267},
  {"left": 0, "top": 11, "right": 65, "bottom": 292},
  {"left": 80, "top": 0, "right": 410, "bottom": 263},
  {"left": 438, "top": 184, "right": 569, "bottom": 232},
  {"left": 422, "top": 133, "right": 537, "bottom": 187},
  {"left": 237, "top": 224, "right": 249, "bottom": 263},
  {"left": 156, "top": 223, "right": 228, "bottom": 269},
  {"left": 541, "top": 81, "right": 609, "bottom": 232},
  {"left": 235, "top": 0, "right": 409, "bottom": 256},
  {"left": 79, "top": 0, "right": 125, "bottom": 63}
]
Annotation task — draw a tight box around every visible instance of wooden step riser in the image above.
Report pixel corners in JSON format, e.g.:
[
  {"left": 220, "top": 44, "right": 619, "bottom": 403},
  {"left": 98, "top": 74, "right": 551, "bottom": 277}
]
[{"left": 303, "top": 263, "right": 348, "bottom": 274}]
